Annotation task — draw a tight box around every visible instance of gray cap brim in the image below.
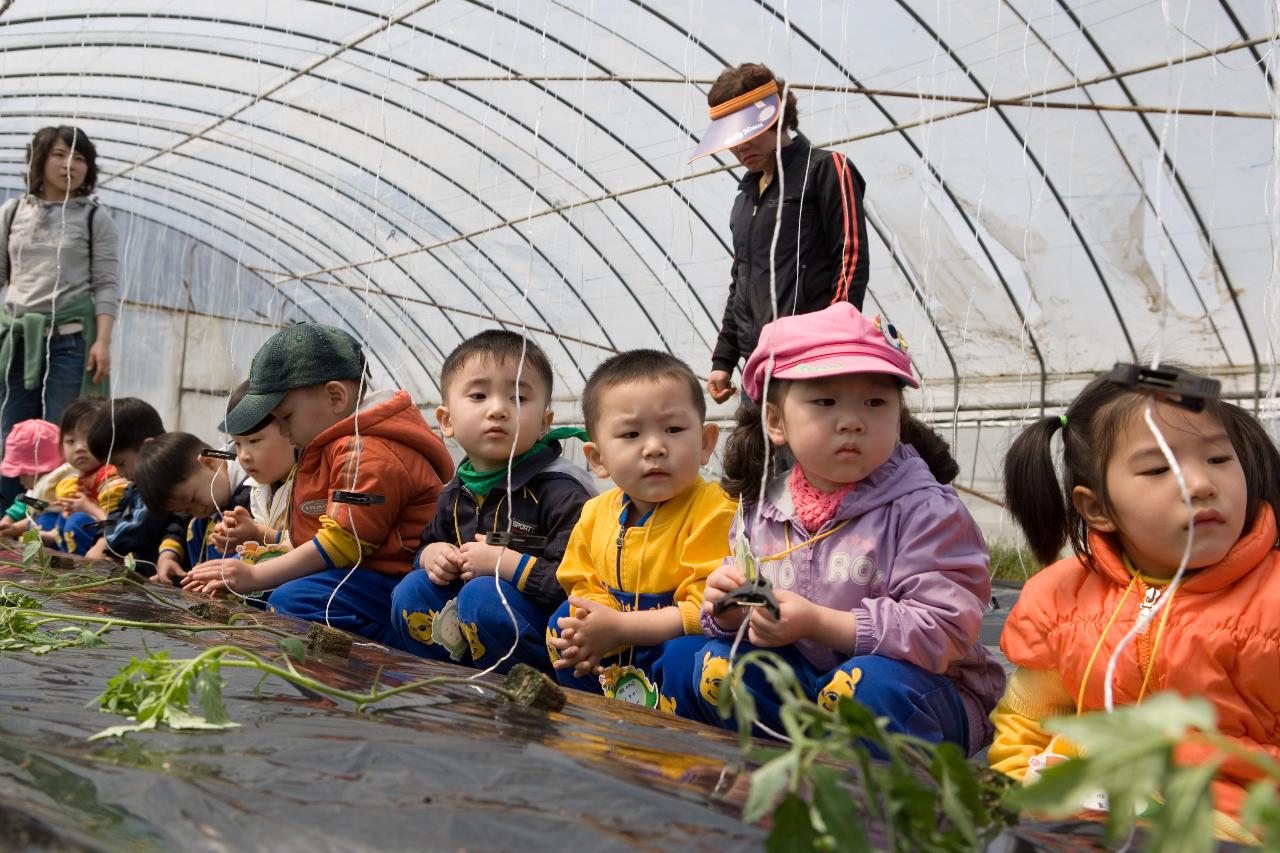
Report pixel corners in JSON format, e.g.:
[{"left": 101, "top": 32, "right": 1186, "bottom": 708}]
[{"left": 219, "top": 390, "right": 286, "bottom": 435}]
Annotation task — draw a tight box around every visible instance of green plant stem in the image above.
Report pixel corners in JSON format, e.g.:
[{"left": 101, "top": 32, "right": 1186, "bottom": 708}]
[
  {"left": 6, "top": 608, "right": 293, "bottom": 639},
  {"left": 174, "top": 644, "right": 522, "bottom": 709}
]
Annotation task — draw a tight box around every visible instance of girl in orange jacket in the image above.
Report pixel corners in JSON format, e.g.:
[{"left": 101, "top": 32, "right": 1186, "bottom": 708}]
[{"left": 992, "top": 371, "right": 1280, "bottom": 841}]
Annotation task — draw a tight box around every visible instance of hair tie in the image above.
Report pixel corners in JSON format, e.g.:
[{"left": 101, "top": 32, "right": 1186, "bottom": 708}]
[{"left": 1059, "top": 414, "right": 1068, "bottom": 429}]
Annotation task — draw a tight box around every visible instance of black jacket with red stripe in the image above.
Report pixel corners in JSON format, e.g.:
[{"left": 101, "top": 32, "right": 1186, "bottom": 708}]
[{"left": 711, "top": 133, "right": 869, "bottom": 373}]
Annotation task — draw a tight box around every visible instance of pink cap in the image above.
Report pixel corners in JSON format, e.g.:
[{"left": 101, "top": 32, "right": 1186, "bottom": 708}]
[
  {"left": 1, "top": 419, "right": 62, "bottom": 478},
  {"left": 742, "top": 302, "right": 917, "bottom": 402}
]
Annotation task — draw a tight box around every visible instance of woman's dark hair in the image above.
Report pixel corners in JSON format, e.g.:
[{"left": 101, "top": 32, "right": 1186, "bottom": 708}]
[
  {"left": 58, "top": 397, "right": 107, "bottom": 439},
  {"left": 26, "top": 126, "right": 98, "bottom": 196},
  {"left": 134, "top": 432, "right": 206, "bottom": 513},
  {"left": 720, "top": 381, "right": 959, "bottom": 499},
  {"left": 707, "top": 63, "right": 800, "bottom": 133},
  {"left": 1003, "top": 370, "right": 1280, "bottom": 567}
]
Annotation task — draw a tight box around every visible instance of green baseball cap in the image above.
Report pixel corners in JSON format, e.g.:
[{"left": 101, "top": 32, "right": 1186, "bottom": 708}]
[{"left": 221, "top": 323, "right": 365, "bottom": 435}]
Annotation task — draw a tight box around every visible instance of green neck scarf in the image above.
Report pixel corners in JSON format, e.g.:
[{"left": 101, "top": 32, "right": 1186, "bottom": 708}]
[{"left": 456, "top": 426, "right": 588, "bottom": 497}]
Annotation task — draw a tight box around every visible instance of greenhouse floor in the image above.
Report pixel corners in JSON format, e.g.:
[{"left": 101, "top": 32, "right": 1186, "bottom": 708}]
[{"left": 0, "top": 547, "right": 1146, "bottom": 852}]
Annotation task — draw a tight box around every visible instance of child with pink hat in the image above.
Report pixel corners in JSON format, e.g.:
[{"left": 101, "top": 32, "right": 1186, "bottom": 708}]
[
  {"left": 0, "top": 418, "right": 73, "bottom": 541},
  {"left": 672, "top": 301, "right": 1004, "bottom": 754}
]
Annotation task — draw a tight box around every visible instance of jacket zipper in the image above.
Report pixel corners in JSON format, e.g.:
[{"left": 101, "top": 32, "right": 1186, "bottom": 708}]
[
  {"left": 1135, "top": 583, "right": 1163, "bottom": 686},
  {"left": 615, "top": 523, "right": 626, "bottom": 593}
]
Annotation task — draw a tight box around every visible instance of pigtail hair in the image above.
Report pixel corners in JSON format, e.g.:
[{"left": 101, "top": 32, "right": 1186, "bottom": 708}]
[
  {"left": 1003, "top": 416, "right": 1070, "bottom": 566},
  {"left": 899, "top": 410, "right": 959, "bottom": 485},
  {"left": 721, "top": 400, "right": 777, "bottom": 501}
]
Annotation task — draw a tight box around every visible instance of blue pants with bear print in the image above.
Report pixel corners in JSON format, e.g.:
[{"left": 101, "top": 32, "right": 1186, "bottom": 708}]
[
  {"left": 391, "top": 570, "right": 553, "bottom": 674},
  {"left": 545, "top": 589, "right": 705, "bottom": 718},
  {"left": 674, "top": 640, "right": 970, "bottom": 751}
]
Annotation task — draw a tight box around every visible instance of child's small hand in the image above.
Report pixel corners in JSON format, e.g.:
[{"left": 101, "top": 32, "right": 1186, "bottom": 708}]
[
  {"left": 84, "top": 537, "right": 109, "bottom": 561},
  {"left": 458, "top": 534, "right": 509, "bottom": 581},
  {"left": 57, "top": 491, "right": 96, "bottom": 515},
  {"left": 552, "top": 596, "right": 623, "bottom": 678},
  {"left": 421, "top": 541, "right": 464, "bottom": 585},
  {"left": 152, "top": 551, "right": 187, "bottom": 585},
  {"left": 746, "top": 589, "right": 815, "bottom": 647},
  {"left": 182, "top": 557, "right": 257, "bottom": 595},
  {"left": 702, "top": 562, "right": 748, "bottom": 632},
  {"left": 211, "top": 506, "right": 262, "bottom": 552},
  {"left": 39, "top": 529, "right": 60, "bottom": 546}
]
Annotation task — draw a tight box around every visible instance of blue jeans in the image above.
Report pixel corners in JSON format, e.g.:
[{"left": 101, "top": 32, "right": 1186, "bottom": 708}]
[
  {"left": 676, "top": 641, "right": 970, "bottom": 752},
  {"left": 268, "top": 568, "right": 401, "bottom": 647},
  {"left": 1, "top": 332, "right": 86, "bottom": 505},
  {"left": 390, "top": 571, "right": 556, "bottom": 674}
]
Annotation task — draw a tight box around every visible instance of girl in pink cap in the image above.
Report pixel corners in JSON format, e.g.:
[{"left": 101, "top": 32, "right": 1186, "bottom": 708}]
[{"left": 674, "top": 301, "right": 1004, "bottom": 754}]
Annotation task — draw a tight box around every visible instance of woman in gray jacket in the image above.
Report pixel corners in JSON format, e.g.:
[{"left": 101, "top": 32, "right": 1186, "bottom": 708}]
[{"left": 0, "top": 126, "right": 117, "bottom": 503}]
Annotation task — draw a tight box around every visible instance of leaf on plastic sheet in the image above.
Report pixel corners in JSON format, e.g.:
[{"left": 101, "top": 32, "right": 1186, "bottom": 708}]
[
  {"left": 21, "top": 529, "right": 43, "bottom": 568},
  {"left": 811, "top": 768, "right": 871, "bottom": 853},
  {"left": 278, "top": 636, "right": 306, "bottom": 664},
  {"left": 765, "top": 793, "right": 820, "bottom": 853},
  {"left": 78, "top": 629, "right": 105, "bottom": 647},
  {"left": 164, "top": 707, "right": 239, "bottom": 732},
  {"left": 1141, "top": 762, "right": 1218, "bottom": 853},
  {"left": 745, "top": 750, "right": 799, "bottom": 823},
  {"left": 89, "top": 717, "right": 158, "bottom": 741},
  {"left": 194, "top": 661, "right": 234, "bottom": 727}
]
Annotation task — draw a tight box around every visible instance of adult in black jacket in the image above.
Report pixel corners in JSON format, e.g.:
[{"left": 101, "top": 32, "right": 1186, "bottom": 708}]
[{"left": 692, "top": 63, "right": 870, "bottom": 403}]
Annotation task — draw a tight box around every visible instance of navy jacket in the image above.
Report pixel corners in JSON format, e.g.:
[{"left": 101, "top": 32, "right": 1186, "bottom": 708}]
[
  {"left": 712, "top": 133, "right": 870, "bottom": 373},
  {"left": 417, "top": 440, "right": 594, "bottom": 612},
  {"left": 104, "top": 483, "right": 187, "bottom": 574}
]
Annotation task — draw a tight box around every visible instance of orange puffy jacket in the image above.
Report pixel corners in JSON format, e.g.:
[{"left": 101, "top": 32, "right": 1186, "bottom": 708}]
[
  {"left": 291, "top": 389, "right": 454, "bottom": 576},
  {"left": 1001, "top": 504, "right": 1280, "bottom": 818}
]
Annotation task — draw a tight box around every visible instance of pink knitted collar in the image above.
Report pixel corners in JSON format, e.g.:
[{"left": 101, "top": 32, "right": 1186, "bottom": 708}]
[{"left": 788, "top": 465, "right": 855, "bottom": 534}]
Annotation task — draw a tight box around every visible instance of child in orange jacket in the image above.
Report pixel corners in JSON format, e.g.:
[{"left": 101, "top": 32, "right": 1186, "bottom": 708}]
[
  {"left": 182, "top": 323, "right": 453, "bottom": 644},
  {"left": 992, "top": 369, "right": 1280, "bottom": 842}
]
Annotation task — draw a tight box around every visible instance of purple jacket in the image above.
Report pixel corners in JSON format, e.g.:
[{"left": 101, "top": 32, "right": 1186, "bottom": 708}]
[{"left": 739, "top": 443, "right": 1005, "bottom": 750}]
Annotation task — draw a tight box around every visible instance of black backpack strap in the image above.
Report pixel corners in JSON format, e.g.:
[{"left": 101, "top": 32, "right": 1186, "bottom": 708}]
[{"left": 87, "top": 199, "right": 97, "bottom": 278}]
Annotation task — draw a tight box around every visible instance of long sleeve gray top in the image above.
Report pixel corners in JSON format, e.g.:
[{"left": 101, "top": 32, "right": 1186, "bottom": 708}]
[{"left": 0, "top": 195, "right": 119, "bottom": 319}]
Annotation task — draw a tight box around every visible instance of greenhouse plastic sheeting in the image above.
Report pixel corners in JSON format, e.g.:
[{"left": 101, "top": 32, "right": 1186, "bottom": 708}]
[{"left": 2, "top": 1, "right": 1277, "bottom": 421}]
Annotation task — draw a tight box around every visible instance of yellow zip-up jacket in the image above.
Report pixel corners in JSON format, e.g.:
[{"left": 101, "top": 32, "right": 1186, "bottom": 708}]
[{"left": 556, "top": 477, "right": 736, "bottom": 636}]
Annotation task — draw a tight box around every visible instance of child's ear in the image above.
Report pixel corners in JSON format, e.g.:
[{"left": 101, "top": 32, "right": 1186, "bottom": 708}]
[
  {"left": 325, "top": 380, "right": 352, "bottom": 414},
  {"left": 582, "top": 441, "right": 610, "bottom": 479},
  {"left": 764, "top": 402, "right": 787, "bottom": 447},
  {"left": 1072, "top": 486, "right": 1117, "bottom": 533},
  {"left": 541, "top": 408, "right": 554, "bottom": 434},
  {"left": 699, "top": 422, "right": 719, "bottom": 466},
  {"left": 435, "top": 405, "right": 454, "bottom": 438},
  {"left": 197, "top": 453, "right": 224, "bottom": 472}
]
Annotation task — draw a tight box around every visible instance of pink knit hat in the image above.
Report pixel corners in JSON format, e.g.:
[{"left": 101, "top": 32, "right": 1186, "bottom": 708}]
[
  {"left": 742, "top": 302, "right": 917, "bottom": 403},
  {"left": 1, "top": 419, "right": 63, "bottom": 478}
]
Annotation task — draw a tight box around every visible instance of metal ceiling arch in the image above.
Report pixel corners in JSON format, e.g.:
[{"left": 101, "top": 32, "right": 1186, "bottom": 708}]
[
  {"left": 999, "top": 2, "right": 1235, "bottom": 370},
  {"left": 1053, "top": 0, "right": 1263, "bottom": 400},
  {"left": 2, "top": 0, "right": 1276, "bottom": 419},
  {"left": 1, "top": 39, "right": 641, "bottom": 363}
]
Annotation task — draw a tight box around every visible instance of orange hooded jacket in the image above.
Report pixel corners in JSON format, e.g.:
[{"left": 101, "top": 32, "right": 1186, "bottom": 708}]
[
  {"left": 994, "top": 504, "right": 1280, "bottom": 822},
  {"left": 291, "top": 389, "right": 454, "bottom": 576}
]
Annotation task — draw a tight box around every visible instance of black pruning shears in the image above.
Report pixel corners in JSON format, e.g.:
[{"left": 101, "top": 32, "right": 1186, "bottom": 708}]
[
  {"left": 1107, "top": 363, "right": 1221, "bottom": 412},
  {"left": 712, "top": 507, "right": 781, "bottom": 620},
  {"left": 713, "top": 575, "right": 781, "bottom": 620},
  {"left": 19, "top": 494, "right": 50, "bottom": 512}
]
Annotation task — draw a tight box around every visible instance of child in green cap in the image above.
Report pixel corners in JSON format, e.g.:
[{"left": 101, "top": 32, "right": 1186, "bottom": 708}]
[{"left": 183, "top": 323, "right": 453, "bottom": 645}]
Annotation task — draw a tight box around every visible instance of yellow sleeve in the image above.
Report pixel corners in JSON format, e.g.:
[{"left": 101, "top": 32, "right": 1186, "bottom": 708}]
[
  {"left": 988, "top": 666, "right": 1076, "bottom": 782},
  {"left": 97, "top": 474, "right": 128, "bottom": 515},
  {"left": 554, "top": 496, "right": 618, "bottom": 611},
  {"left": 55, "top": 476, "right": 80, "bottom": 501},
  {"left": 673, "top": 485, "right": 736, "bottom": 635},
  {"left": 313, "top": 514, "right": 378, "bottom": 569}
]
